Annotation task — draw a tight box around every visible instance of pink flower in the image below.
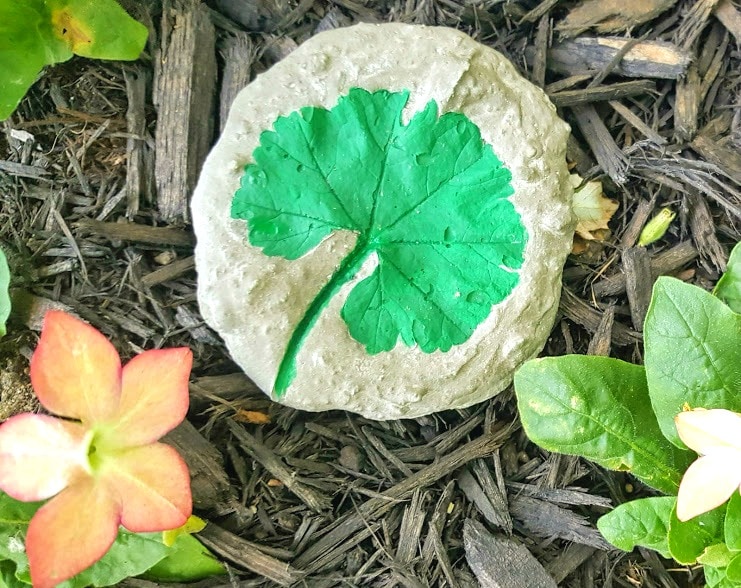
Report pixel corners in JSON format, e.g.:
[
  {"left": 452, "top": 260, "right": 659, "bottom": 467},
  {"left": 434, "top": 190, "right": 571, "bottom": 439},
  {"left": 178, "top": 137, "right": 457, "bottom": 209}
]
[{"left": 0, "top": 311, "right": 193, "bottom": 588}]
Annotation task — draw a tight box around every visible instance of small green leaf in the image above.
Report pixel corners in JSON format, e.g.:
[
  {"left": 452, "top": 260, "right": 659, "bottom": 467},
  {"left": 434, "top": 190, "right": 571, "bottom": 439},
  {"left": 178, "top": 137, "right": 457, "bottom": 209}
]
[
  {"left": 597, "top": 496, "right": 674, "bottom": 557},
  {"left": 699, "top": 544, "right": 736, "bottom": 568},
  {"left": 144, "top": 533, "right": 226, "bottom": 582},
  {"left": 515, "top": 355, "right": 692, "bottom": 494},
  {"left": 645, "top": 277, "right": 741, "bottom": 446},
  {"left": 0, "top": 247, "right": 11, "bottom": 337},
  {"left": 727, "top": 552, "right": 741, "bottom": 583},
  {"left": 668, "top": 502, "right": 726, "bottom": 564},
  {"left": 232, "top": 88, "right": 527, "bottom": 395},
  {"left": 46, "top": 0, "right": 148, "bottom": 60},
  {"left": 715, "top": 242, "right": 741, "bottom": 313},
  {"left": 725, "top": 492, "right": 741, "bottom": 550},
  {"left": 705, "top": 564, "right": 733, "bottom": 588}
]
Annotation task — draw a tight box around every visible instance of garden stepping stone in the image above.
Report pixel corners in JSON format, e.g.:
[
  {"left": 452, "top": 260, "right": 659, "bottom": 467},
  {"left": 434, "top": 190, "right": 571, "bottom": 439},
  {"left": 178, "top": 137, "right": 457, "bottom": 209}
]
[{"left": 192, "top": 23, "right": 574, "bottom": 420}]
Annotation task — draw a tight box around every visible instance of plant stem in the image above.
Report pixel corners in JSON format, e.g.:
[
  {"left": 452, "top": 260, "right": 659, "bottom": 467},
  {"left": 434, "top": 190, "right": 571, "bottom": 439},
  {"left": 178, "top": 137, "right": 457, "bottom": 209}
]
[{"left": 273, "top": 237, "right": 371, "bottom": 397}]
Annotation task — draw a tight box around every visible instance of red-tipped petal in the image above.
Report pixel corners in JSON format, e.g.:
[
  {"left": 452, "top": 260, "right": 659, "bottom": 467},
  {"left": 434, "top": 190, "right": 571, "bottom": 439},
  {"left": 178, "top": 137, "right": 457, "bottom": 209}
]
[
  {"left": 26, "top": 478, "right": 121, "bottom": 588},
  {"left": 105, "top": 348, "right": 192, "bottom": 447},
  {"left": 105, "top": 443, "right": 192, "bottom": 532},
  {"left": 30, "top": 311, "right": 121, "bottom": 423},
  {"left": 0, "top": 414, "right": 90, "bottom": 501}
]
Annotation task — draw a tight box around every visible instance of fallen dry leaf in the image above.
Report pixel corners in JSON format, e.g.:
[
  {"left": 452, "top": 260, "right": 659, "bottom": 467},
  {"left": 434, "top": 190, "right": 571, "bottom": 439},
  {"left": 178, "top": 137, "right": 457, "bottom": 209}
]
[{"left": 571, "top": 175, "right": 619, "bottom": 241}]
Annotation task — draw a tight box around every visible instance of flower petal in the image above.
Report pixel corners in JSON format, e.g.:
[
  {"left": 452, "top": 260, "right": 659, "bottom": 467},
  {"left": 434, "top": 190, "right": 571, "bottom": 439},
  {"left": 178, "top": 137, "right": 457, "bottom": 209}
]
[
  {"left": 676, "top": 450, "right": 741, "bottom": 521},
  {"left": 0, "top": 414, "right": 90, "bottom": 501},
  {"left": 26, "top": 478, "right": 121, "bottom": 588},
  {"left": 30, "top": 311, "right": 121, "bottom": 423},
  {"left": 105, "top": 348, "right": 192, "bottom": 446},
  {"left": 104, "top": 443, "right": 191, "bottom": 532},
  {"left": 675, "top": 409, "right": 741, "bottom": 455}
]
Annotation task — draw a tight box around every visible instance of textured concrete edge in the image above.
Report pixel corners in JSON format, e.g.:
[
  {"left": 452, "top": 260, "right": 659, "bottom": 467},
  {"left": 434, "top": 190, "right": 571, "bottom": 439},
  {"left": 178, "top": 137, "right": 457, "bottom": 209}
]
[{"left": 192, "top": 23, "right": 574, "bottom": 419}]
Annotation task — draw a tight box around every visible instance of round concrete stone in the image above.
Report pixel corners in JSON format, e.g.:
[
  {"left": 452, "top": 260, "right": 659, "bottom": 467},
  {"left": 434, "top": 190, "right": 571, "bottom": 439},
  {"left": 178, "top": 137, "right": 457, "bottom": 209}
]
[{"left": 192, "top": 23, "right": 574, "bottom": 420}]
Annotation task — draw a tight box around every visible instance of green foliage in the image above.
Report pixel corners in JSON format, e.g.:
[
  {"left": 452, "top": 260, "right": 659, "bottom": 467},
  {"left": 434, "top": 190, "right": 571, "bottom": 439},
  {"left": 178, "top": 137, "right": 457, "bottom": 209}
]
[
  {"left": 515, "top": 356, "right": 691, "bottom": 494},
  {"left": 645, "top": 277, "right": 741, "bottom": 447},
  {"left": 596, "top": 497, "right": 674, "bottom": 558},
  {"left": 0, "top": 0, "right": 147, "bottom": 120},
  {"left": 232, "top": 87, "right": 526, "bottom": 395},
  {"left": 0, "top": 248, "right": 9, "bottom": 337},
  {"left": 715, "top": 242, "right": 741, "bottom": 313},
  {"left": 0, "top": 491, "right": 223, "bottom": 586},
  {"left": 514, "top": 244, "right": 741, "bottom": 585}
]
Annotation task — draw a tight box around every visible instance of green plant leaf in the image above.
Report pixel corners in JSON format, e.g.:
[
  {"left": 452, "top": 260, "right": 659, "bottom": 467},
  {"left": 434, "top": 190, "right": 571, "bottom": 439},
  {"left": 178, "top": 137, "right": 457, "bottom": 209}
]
[
  {"left": 699, "top": 544, "right": 736, "bottom": 568},
  {"left": 725, "top": 492, "right": 741, "bottom": 550},
  {"left": 668, "top": 502, "right": 726, "bottom": 564},
  {"left": 715, "top": 242, "right": 741, "bottom": 313},
  {"left": 0, "top": 492, "right": 171, "bottom": 587},
  {"left": 597, "top": 496, "right": 674, "bottom": 557},
  {"left": 57, "top": 531, "right": 169, "bottom": 588},
  {"left": 0, "top": 3, "right": 61, "bottom": 120},
  {"left": 727, "top": 552, "right": 741, "bottom": 583},
  {"left": 144, "top": 533, "right": 225, "bottom": 582},
  {"left": 514, "top": 355, "right": 692, "bottom": 494},
  {"left": 705, "top": 564, "right": 734, "bottom": 588},
  {"left": 645, "top": 277, "right": 741, "bottom": 446},
  {"left": 0, "top": 247, "right": 11, "bottom": 337},
  {"left": 232, "top": 87, "right": 527, "bottom": 395},
  {"left": 0, "top": 0, "right": 146, "bottom": 120},
  {"left": 45, "top": 0, "right": 148, "bottom": 60}
]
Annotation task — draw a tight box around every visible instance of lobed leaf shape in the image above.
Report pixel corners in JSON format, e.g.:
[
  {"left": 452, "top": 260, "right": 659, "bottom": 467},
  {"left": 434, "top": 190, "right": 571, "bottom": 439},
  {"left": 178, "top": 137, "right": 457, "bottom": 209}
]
[
  {"left": 514, "top": 355, "right": 692, "bottom": 495},
  {"left": 715, "top": 242, "right": 741, "bottom": 314},
  {"left": 0, "top": 247, "right": 9, "bottom": 337},
  {"left": 596, "top": 496, "right": 674, "bottom": 558},
  {"left": 232, "top": 87, "right": 527, "bottom": 395},
  {"left": 645, "top": 277, "right": 741, "bottom": 447}
]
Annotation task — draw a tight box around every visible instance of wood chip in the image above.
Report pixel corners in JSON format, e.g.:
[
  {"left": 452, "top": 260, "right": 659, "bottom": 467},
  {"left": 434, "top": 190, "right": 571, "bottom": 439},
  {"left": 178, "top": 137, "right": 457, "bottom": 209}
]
[
  {"left": 154, "top": 0, "right": 217, "bottom": 222},
  {"left": 464, "top": 519, "right": 557, "bottom": 588},
  {"left": 509, "top": 495, "right": 613, "bottom": 550},
  {"left": 592, "top": 240, "right": 699, "bottom": 297},
  {"left": 560, "top": 287, "right": 641, "bottom": 345},
  {"left": 546, "top": 37, "right": 690, "bottom": 79},
  {"left": 622, "top": 246, "right": 653, "bottom": 330},
  {"left": 571, "top": 104, "right": 628, "bottom": 185},
  {"left": 715, "top": 0, "right": 741, "bottom": 43},
  {"left": 219, "top": 32, "right": 254, "bottom": 132},
  {"left": 549, "top": 80, "right": 656, "bottom": 107},
  {"left": 164, "top": 419, "right": 239, "bottom": 514},
  {"left": 76, "top": 219, "right": 195, "bottom": 246},
  {"left": 198, "top": 523, "right": 304, "bottom": 586},
  {"left": 557, "top": 0, "right": 677, "bottom": 36}
]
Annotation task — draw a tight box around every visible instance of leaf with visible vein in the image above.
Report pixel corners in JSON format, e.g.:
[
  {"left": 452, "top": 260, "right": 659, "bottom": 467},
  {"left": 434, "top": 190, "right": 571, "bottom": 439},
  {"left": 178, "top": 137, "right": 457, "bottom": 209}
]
[
  {"left": 514, "top": 355, "right": 692, "bottom": 494},
  {"left": 645, "top": 277, "right": 741, "bottom": 447},
  {"left": 232, "top": 88, "right": 527, "bottom": 395}
]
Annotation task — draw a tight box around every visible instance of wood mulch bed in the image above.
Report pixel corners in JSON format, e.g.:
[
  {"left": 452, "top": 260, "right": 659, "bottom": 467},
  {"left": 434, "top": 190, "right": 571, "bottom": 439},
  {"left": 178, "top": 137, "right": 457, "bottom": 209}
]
[{"left": 1, "top": 0, "right": 740, "bottom": 586}]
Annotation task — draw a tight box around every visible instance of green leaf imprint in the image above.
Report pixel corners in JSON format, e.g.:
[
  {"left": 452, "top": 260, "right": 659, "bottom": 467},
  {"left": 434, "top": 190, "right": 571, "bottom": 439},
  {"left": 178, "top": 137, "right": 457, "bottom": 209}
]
[
  {"left": 232, "top": 88, "right": 527, "bottom": 396},
  {"left": 0, "top": 247, "right": 11, "bottom": 337}
]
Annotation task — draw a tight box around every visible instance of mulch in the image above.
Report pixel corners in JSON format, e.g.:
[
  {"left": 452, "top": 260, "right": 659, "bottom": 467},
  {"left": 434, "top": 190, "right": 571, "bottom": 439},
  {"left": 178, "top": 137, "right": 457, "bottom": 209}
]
[{"left": 1, "top": 0, "right": 740, "bottom": 586}]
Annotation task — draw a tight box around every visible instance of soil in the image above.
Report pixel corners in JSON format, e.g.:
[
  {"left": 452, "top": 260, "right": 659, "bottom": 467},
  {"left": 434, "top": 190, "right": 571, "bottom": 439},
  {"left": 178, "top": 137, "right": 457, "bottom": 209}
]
[{"left": 0, "top": 0, "right": 740, "bottom": 587}]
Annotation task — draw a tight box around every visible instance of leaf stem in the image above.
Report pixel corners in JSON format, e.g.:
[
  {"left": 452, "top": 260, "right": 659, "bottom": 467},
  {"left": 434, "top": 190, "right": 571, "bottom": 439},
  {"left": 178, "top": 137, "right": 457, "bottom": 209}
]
[{"left": 273, "top": 236, "right": 371, "bottom": 397}]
